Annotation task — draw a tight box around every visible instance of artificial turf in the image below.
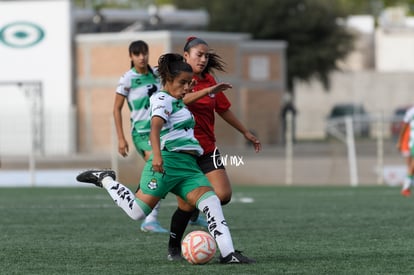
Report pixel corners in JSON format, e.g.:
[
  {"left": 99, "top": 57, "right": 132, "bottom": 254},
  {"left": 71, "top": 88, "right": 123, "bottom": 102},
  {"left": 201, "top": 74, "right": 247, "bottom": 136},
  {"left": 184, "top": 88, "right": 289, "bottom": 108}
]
[{"left": 1, "top": 185, "right": 413, "bottom": 274}]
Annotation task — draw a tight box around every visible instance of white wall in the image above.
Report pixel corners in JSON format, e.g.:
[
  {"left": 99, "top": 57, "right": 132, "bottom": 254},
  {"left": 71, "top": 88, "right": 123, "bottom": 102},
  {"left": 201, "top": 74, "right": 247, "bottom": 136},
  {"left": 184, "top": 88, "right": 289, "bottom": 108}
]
[
  {"left": 0, "top": 0, "right": 74, "bottom": 155},
  {"left": 376, "top": 28, "right": 414, "bottom": 72}
]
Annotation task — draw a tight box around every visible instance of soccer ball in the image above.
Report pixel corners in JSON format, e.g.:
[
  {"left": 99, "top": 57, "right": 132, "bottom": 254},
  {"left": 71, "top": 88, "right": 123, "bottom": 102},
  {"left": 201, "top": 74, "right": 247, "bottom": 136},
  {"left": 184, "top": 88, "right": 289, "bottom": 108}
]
[{"left": 181, "top": 230, "right": 217, "bottom": 264}]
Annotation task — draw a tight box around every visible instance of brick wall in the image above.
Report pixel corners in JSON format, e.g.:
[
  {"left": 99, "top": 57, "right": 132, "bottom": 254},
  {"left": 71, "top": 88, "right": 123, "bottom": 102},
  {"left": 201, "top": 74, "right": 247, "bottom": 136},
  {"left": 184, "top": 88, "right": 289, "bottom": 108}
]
[{"left": 75, "top": 31, "right": 287, "bottom": 153}]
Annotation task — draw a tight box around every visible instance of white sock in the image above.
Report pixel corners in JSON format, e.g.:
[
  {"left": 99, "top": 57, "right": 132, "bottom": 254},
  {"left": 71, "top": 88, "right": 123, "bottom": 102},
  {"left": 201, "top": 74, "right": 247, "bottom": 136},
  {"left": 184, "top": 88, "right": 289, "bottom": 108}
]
[
  {"left": 101, "top": 177, "right": 147, "bottom": 220},
  {"left": 402, "top": 175, "right": 412, "bottom": 190},
  {"left": 197, "top": 193, "right": 234, "bottom": 258},
  {"left": 144, "top": 201, "right": 161, "bottom": 223}
]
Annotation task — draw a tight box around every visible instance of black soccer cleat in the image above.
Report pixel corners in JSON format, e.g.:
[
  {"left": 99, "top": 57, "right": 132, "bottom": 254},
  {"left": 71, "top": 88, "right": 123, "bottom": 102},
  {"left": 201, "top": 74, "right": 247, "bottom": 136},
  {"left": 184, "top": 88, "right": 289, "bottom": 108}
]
[
  {"left": 219, "top": 250, "right": 256, "bottom": 264},
  {"left": 76, "top": 169, "right": 116, "bottom": 187},
  {"left": 167, "top": 247, "right": 183, "bottom": 261}
]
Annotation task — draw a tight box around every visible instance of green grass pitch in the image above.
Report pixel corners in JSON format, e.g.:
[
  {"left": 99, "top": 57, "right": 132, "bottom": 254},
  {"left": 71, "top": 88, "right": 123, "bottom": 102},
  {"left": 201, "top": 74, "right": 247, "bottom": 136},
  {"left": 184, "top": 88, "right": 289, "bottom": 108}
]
[{"left": 1, "top": 185, "right": 414, "bottom": 274}]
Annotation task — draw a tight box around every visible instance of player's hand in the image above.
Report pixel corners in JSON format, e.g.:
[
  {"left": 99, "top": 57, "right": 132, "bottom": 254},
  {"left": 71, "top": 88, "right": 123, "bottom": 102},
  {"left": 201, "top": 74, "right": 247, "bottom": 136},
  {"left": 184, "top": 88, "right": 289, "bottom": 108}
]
[
  {"left": 152, "top": 154, "right": 164, "bottom": 173},
  {"left": 244, "top": 132, "right": 262, "bottom": 153},
  {"left": 210, "top": 83, "right": 232, "bottom": 95},
  {"left": 118, "top": 139, "right": 129, "bottom": 157}
]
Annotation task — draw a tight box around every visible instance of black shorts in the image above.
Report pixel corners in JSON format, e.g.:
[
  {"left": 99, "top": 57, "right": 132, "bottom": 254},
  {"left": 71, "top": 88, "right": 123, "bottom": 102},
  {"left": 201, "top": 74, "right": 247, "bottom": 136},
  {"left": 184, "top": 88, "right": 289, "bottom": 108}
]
[{"left": 197, "top": 149, "right": 226, "bottom": 174}]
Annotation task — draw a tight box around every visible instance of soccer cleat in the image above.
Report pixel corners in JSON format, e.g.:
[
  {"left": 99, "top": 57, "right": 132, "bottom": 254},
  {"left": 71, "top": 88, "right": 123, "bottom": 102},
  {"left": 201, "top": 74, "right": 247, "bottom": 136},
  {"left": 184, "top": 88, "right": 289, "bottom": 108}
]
[
  {"left": 140, "top": 221, "right": 169, "bottom": 233},
  {"left": 401, "top": 189, "right": 411, "bottom": 197},
  {"left": 189, "top": 216, "right": 208, "bottom": 228},
  {"left": 76, "top": 169, "right": 116, "bottom": 187},
  {"left": 219, "top": 250, "right": 256, "bottom": 264},
  {"left": 167, "top": 247, "right": 183, "bottom": 261}
]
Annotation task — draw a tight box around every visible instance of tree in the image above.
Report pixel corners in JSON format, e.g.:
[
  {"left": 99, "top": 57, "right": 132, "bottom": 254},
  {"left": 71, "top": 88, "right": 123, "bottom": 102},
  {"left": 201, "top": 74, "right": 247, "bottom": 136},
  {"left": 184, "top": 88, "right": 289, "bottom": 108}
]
[{"left": 172, "top": 0, "right": 354, "bottom": 94}]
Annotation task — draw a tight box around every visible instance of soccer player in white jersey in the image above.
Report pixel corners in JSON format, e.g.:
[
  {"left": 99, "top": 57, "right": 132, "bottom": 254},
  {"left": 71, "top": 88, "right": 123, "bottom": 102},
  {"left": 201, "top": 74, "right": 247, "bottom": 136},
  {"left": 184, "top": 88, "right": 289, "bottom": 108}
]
[
  {"left": 166, "top": 36, "right": 262, "bottom": 260},
  {"left": 113, "top": 40, "right": 167, "bottom": 233},
  {"left": 397, "top": 106, "right": 414, "bottom": 196},
  {"left": 77, "top": 53, "right": 255, "bottom": 264}
]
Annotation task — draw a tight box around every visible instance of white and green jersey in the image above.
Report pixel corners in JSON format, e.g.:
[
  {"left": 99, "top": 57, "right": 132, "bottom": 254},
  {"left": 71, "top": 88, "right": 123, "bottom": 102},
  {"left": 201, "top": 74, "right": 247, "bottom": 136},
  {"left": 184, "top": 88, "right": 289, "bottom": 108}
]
[
  {"left": 116, "top": 67, "right": 160, "bottom": 134},
  {"left": 150, "top": 91, "right": 203, "bottom": 156}
]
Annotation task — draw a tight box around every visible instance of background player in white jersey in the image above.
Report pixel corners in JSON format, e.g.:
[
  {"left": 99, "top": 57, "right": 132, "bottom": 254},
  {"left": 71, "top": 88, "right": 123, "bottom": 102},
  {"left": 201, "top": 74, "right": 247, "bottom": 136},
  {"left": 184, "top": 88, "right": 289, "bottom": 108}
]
[
  {"left": 77, "top": 53, "right": 255, "bottom": 264},
  {"left": 113, "top": 40, "right": 167, "bottom": 233},
  {"left": 397, "top": 106, "right": 414, "bottom": 196}
]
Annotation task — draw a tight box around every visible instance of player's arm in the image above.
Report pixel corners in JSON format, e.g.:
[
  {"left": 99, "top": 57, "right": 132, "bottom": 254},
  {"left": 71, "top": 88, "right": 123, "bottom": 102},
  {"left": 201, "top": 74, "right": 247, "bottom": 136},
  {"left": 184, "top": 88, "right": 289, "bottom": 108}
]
[
  {"left": 183, "top": 82, "right": 232, "bottom": 105},
  {"left": 218, "top": 109, "right": 262, "bottom": 153},
  {"left": 113, "top": 93, "right": 129, "bottom": 157},
  {"left": 150, "top": 116, "right": 165, "bottom": 173}
]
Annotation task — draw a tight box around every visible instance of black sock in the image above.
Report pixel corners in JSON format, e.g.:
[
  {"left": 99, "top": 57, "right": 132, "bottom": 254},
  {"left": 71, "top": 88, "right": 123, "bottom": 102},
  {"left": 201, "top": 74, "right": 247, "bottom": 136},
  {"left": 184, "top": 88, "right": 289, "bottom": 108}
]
[
  {"left": 190, "top": 208, "right": 199, "bottom": 222},
  {"left": 168, "top": 208, "right": 193, "bottom": 250}
]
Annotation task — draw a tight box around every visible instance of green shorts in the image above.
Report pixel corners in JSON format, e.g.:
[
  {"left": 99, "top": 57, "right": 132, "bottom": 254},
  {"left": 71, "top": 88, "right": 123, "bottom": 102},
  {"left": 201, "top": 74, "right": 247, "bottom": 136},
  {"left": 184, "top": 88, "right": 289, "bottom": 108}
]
[
  {"left": 132, "top": 131, "right": 151, "bottom": 157},
  {"left": 139, "top": 151, "right": 212, "bottom": 201}
]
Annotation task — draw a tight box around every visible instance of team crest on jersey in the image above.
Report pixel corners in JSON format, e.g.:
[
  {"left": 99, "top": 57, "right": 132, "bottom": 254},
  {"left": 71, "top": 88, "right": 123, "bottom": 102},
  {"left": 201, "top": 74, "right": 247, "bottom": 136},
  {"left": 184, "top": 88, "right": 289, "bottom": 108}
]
[
  {"left": 164, "top": 109, "right": 171, "bottom": 116},
  {"left": 147, "top": 178, "right": 158, "bottom": 190}
]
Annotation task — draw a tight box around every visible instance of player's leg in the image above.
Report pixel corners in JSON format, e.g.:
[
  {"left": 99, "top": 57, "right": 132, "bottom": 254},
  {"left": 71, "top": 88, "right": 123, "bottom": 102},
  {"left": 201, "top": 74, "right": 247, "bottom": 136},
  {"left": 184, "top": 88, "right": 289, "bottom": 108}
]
[
  {"left": 199, "top": 149, "right": 232, "bottom": 205},
  {"left": 140, "top": 200, "right": 168, "bottom": 233},
  {"left": 188, "top": 187, "right": 256, "bottom": 264},
  {"left": 134, "top": 137, "right": 168, "bottom": 233},
  {"left": 189, "top": 150, "right": 231, "bottom": 226},
  {"left": 178, "top": 164, "right": 255, "bottom": 264},
  {"left": 162, "top": 153, "right": 199, "bottom": 260},
  {"left": 167, "top": 197, "right": 194, "bottom": 261},
  {"left": 76, "top": 169, "right": 154, "bottom": 220},
  {"left": 205, "top": 169, "right": 232, "bottom": 205}
]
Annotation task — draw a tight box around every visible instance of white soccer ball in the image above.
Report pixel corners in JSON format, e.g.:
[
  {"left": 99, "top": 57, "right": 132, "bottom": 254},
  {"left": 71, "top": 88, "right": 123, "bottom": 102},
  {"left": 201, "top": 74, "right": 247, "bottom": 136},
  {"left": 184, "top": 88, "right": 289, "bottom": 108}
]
[{"left": 181, "top": 230, "right": 217, "bottom": 264}]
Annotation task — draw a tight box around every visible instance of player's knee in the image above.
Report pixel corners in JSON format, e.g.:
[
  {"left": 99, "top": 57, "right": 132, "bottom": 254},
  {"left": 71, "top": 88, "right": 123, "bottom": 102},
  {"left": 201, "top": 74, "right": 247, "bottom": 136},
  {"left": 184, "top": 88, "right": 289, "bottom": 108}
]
[
  {"left": 221, "top": 197, "right": 231, "bottom": 205},
  {"left": 216, "top": 191, "right": 232, "bottom": 205}
]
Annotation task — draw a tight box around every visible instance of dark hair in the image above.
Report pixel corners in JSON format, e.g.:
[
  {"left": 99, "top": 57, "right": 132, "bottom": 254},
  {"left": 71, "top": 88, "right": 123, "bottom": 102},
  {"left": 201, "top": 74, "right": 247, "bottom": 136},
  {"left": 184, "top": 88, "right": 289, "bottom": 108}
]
[
  {"left": 183, "top": 36, "right": 226, "bottom": 76},
  {"left": 128, "top": 40, "right": 155, "bottom": 76},
  {"left": 157, "top": 53, "right": 193, "bottom": 86}
]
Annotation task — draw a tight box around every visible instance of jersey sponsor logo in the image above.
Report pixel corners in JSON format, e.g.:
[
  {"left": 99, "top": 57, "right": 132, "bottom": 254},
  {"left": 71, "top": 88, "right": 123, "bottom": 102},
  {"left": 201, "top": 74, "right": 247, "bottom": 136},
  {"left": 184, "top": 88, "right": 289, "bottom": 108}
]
[
  {"left": 153, "top": 105, "right": 165, "bottom": 112},
  {"left": 0, "top": 21, "right": 45, "bottom": 48}
]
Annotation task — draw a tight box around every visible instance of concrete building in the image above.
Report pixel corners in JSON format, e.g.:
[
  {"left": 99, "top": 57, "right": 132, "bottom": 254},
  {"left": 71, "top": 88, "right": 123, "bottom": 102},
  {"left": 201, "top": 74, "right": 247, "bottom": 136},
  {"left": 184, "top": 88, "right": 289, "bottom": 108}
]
[
  {"left": 296, "top": 11, "right": 414, "bottom": 140},
  {"left": 76, "top": 31, "right": 287, "bottom": 154}
]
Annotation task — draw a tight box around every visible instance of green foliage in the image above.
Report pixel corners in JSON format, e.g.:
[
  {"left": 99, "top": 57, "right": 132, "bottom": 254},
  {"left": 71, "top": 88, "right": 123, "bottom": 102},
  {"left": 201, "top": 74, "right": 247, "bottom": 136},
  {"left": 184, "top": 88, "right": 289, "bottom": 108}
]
[
  {"left": 171, "top": 0, "right": 354, "bottom": 92},
  {"left": 1, "top": 186, "right": 414, "bottom": 274}
]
